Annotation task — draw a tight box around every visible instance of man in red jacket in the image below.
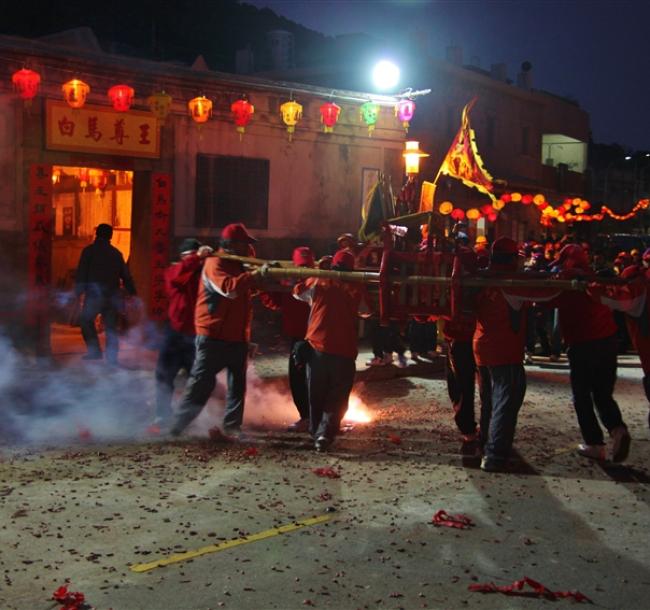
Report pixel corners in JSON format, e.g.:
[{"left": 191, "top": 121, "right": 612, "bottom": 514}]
[
  {"left": 260, "top": 246, "right": 314, "bottom": 431},
  {"left": 170, "top": 224, "right": 261, "bottom": 438},
  {"left": 153, "top": 238, "right": 212, "bottom": 427},
  {"left": 553, "top": 244, "right": 631, "bottom": 462},
  {"left": 293, "top": 250, "right": 367, "bottom": 451}
]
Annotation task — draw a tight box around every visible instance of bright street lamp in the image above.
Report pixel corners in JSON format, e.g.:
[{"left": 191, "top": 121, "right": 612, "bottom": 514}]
[{"left": 372, "top": 60, "right": 400, "bottom": 91}]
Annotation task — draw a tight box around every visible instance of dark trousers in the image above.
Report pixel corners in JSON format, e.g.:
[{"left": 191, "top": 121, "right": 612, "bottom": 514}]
[
  {"left": 370, "top": 321, "right": 405, "bottom": 358},
  {"left": 80, "top": 293, "right": 119, "bottom": 362},
  {"left": 446, "top": 340, "right": 492, "bottom": 439},
  {"left": 408, "top": 320, "right": 437, "bottom": 354},
  {"left": 567, "top": 334, "right": 625, "bottom": 445},
  {"left": 526, "top": 307, "right": 551, "bottom": 355},
  {"left": 307, "top": 350, "right": 355, "bottom": 441},
  {"left": 289, "top": 339, "right": 310, "bottom": 420},
  {"left": 171, "top": 335, "right": 248, "bottom": 435},
  {"left": 480, "top": 363, "right": 527, "bottom": 461},
  {"left": 154, "top": 325, "right": 196, "bottom": 421}
]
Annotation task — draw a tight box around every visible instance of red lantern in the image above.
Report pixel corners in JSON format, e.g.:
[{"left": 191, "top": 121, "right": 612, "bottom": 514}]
[
  {"left": 188, "top": 96, "right": 212, "bottom": 124},
  {"left": 62, "top": 79, "right": 90, "bottom": 109},
  {"left": 521, "top": 194, "right": 533, "bottom": 205},
  {"left": 108, "top": 85, "right": 134, "bottom": 112},
  {"left": 480, "top": 204, "right": 494, "bottom": 215},
  {"left": 319, "top": 102, "right": 341, "bottom": 133},
  {"left": 231, "top": 98, "right": 254, "bottom": 138},
  {"left": 450, "top": 208, "right": 466, "bottom": 221},
  {"left": 487, "top": 213, "right": 498, "bottom": 222},
  {"left": 12, "top": 68, "right": 40, "bottom": 105},
  {"left": 501, "top": 193, "right": 512, "bottom": 203}
]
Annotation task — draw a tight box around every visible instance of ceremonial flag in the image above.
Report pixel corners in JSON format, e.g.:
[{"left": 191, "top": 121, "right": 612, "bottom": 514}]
[
  {"left": 439, "top": 98, "right": 495, "bottom": 201},
  {"left": 358, "top": 172, "right": 395, "bottom": 242}
]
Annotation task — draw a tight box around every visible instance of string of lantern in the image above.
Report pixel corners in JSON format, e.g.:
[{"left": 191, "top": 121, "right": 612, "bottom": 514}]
[{"left": 9, "top": 66, "right": 427, "bottom": 140}]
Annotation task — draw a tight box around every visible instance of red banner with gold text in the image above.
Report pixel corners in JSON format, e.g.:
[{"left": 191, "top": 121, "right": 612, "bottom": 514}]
[{"left": 150, "top": 173, "right": 172, "bottom": 320}]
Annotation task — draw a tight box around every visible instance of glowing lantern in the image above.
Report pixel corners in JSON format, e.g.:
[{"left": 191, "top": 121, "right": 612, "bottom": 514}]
[
  {"left": 360, "top": 101, "right": 380, "bottom": 136},
  {"left": 510, "top": 192, "right": 522, "bottom": 202},
  {"left": 231, "top": 98, "right": 255, "bottom": 139},
  {"left": 450, "top": 208, "right": 466, "bottom": 221},
  {"left": 395, "top": 99, "right": 416, "bottom": 132},
  {"left": 501, "top": 193, "right": 512, "bottom": 203},
  {"left": 12, "top": 68, "right": 40, "bottom": 105},
  {"left": 466, "top": 208, "right": 480, "bottom": 220},
  {"left": 493, "top": 199, "right": 505, "bottom": 211},
  {"left": 582, "top": 201, "right": 591, "bottom": 210},
  {"left": 108, "top": 85, "right": 134, "bottom": 112},
  {"left": 78, "top": 167, "right": 89, "bottom": 190},
  {"left": 572, "top": 198, "right": 582, "bottom": 207},
  {"left": 280, "top": 99, "right": 303, "bottom": 141},
  {"left": 62, "top": 79, "right": 90, "bottom": 109},
  {"left": 51, "top": 169, "right": 61, "bottom": 185},
  {"left": 439, "top": 201, "right": 453, "bottom": 215},
  {"left": 147, "top": 91, "right": 172, "bottom": 122},
  {"left": 487, "top": 213, "right": 498, "bottom": 222},
  {"left": 188, "top": 96, "right": 212, "bottom": 124},
  {"left": 521, "top": 194, "right": 533, "bottom": 205},
  {"left": 319, "top": 101, "right": 341, "bottom": 133},
  {"left": 403, "top": 140, "right": 429, "bottom": 175},
  {"left": 480, "top": 204, "right": 494, "bottom": 215},
  {"left": 533, "top": 193, "right": 545, "bottom": 206}
]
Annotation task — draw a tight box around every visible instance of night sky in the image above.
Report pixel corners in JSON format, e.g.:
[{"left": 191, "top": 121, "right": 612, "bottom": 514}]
[{"left": 247, "top": 0, "right": 650, "bottom": 151}]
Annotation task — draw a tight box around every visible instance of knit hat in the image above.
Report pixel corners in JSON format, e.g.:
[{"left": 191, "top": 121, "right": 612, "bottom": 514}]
[{"left": 292, "top": 246, "right": 315, "bottom": 267}]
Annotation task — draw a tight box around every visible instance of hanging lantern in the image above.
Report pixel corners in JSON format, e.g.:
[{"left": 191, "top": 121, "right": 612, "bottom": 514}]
[
  {"left": 480, "top": 204, "right": 495, "bottom": 216},
  {"left": 12, "top": 68, "right": 40, "bottom": 105},
  {"left": 78, "top": 167, "right": 89, "bottom": 190},
  {"left": 319, "top": 101, "right": 341, "bottom": 133},
  {"left": 582, "top": 201, "right": 591, "bottom": 210},
  {"left": 395, "top": 99, "right": 416, "bottom": 132},
  {"left": 147, "top": 91, "right": 173, "bottom": 122},
  {"left": 521, "top": 194, "right": 534, "bottom": 205},
  {"left": 466, "top": 208, "right": 480, "bottom": 220},
  {"left": 360, "top": 101, "right": 380, "bottom": 136},
  {"left": 62, "top": 79, "right": 90, "bottom": 109},
  {"left": 493, "top": 199, "right": 505, "bottom": 211},
  {"left": 501, "top": 193, "right": 512, "bottom": 203},
  {"left": 108, "top": 85, "right": 134, "bottom": 112},
  {"left": 231, "top": 98, "right": 255, "bottom": 139},
  {"left": 403, "top": 140, "right": 429, "bottom": 175},
  {"left": 280, "top": 100, "right": 302, "bottom": 141},
  {"left": 450, "top": 208, "right": 466, "bottom": 221},
  {"left": 439, "top": 201, "right": 453, "bottom": 215},
  {"left": 533, "top": 193, "right": 546, "bottom": 206},
  {"left": 487, "top": 212, "right": 498, "bottom": 222},
  {"left": 510, "top": 192, "right": 522, "bottom": 202},
  {"left": 188, "top": 96, "right": 212, "bottom": 124}
]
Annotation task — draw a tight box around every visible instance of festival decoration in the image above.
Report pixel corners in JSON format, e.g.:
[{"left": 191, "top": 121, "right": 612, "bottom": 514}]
[
  {"left": 439, "top": 201, "right": 453, "bottom": 215},
  {"left": 62, "top": 79, "right": 90, "bottom": 109},
  {"left": 450, "top": 208, "right": 466, "bottom": 221},
  {"left": 108, "top": 84, "right": 134, "bottom": 112},
  {"left": 188, "top": 95, "right": 212, "bottom": 124},
  {"left": 466, "top": 208, "right": 481, "bottom": 220},
  {"left": 280, "top": 99, "right": 302, "bottom": 141},
  {"left": 319, "top": 101, "right": 341, "bottom": 133},
  {"left": 12, "top": 68, "right": 40, "bottom": 105},
  {"left": 403, "top": 140, "right": 429, "bottom": 175},
  {"left": 395, "top": 99, "right": 416, "bottom": 132},
  {"left": 231, "top": 98, "right": 254, "bottom": 139},
  {"left": 147, "top": 90, "right": 172, "bottom": 122},
  {"left": 360, "top": 101, "right": 380, "bottom": 136}
]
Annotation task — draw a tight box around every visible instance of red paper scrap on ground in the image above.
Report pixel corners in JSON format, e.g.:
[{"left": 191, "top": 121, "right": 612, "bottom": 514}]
[
  {"left": 146, "top": 424, "right": 161, "bottom": 436},
  {"left": 244, "top": 446, "right": 259, "bottom": 456},
  {"left": 77, "top": 427, "right": 92, "bottom": 441},
  {"left": 312, "top": 466, "right": 341, "bottom": 479},
  {"left": 387, "top": 434, "right": 402, "bottom": 445},
  {"left": 432, "top": 509, "right": 474, "bottom": 529},
  {"left": 51, "top": 584, "right": 87, "bottom": 610},
  {"left": 469, "top": 576, "right": 590, "bottom": 603}
]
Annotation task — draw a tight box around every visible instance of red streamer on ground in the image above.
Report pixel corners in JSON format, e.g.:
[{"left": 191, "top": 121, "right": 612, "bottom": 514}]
[
  {"left": 312, "top": 466, "right": 341, "bottom": 479},
  {"left": 243, "top": 446, "right": 259, "bottom": 456},
  {"left": 387, "top": 434, "right": 402, "bottom": 445},
  {"left": 469, "top": 576, "right": 590, "bottom": 603},
  {"left": 51, "top": 584, "right": 87, "bottom": 610},
  {"left": 432, "top": 510, "right": 474, "bottom": 529}
]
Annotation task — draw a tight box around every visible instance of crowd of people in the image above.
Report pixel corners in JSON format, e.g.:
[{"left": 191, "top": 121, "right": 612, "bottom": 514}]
[{"left": 74, "top": 221, "right": 650, "bottom": 470}]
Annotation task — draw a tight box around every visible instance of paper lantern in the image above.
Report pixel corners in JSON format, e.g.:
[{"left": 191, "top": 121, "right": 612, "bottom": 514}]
[
  {"left": 439, "top": 201, "right": 453, "bottom": 215},
  {"left": 466, "top": 208, "right": 480, "bottom": 220},
  {"left": 231, "top": 98, "right": 255, "bottom": 138},
  {"left": 501, "top": 193, "right": 512, "bottom": 203},
  {"left": 510, "top": 192, "right": 522, "bottom": 202},
  {"left": 450, "top": 208, "right": 465, "bottom": 221},
  {"left": 188, "top": 96, "right": 212, "bottom": 124},
  {"left": 521, "top": 194, "right": 533, "bottom": 205},
  {"left": 403, "top": 140, "right": 429, "bottom": 174},
  {"left": 62, "top": 79, "right": 90, "bottom": 109},
  {"left": 480, "top": 204, "right": 494, "bottom": 215},
  {"left": 12, "top": 68, "right": 40, "bottom": 104},
  {"left": 395, "top": 99, "right": 415, "bottom": 132},
  {"left": 360, "top": 101, "right": 380, "bottom": 136},
  {"left": 147, "top": 91, "right": 172, "bottom": 121},
  {"left": 487, "top": 213, "right": 498, "bottom": 222},
  {"left": 493, "top": 199, "right": 505, "bottom": 211},
  {"left": 108, "top": 84, "right": 134, "bottom": 112},
  {"left": 533, "top": 194, "right": 545, "bottom": 206},
  {"left": 582, "top": 201, "right": 591, "bottom": 210},
  {"left": 319, "top": 102, "right": 341, "bottom": 133},
  {"left": 280, "top": 100, "right": 303, "bottom": 141}
]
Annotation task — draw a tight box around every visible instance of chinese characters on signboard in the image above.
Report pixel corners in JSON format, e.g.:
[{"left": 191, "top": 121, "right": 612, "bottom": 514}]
[
  {"left": 150, "top": 173, "right": 171, "bottom": 320},
  {"left": 46, "top": 100, "right": 160, "bottom": 158}
]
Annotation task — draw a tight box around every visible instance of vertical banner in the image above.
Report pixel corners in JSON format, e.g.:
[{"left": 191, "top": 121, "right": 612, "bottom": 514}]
[
  {"left": 150, "top": 173, "right": 171, "bottom": 320},
  {"left": 27, "top": 165, "right": 53, "bottom": 353}
]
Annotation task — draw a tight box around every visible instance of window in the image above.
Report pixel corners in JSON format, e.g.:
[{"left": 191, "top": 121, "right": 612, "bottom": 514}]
[{"left": 195, "top": 154, "right": 270, "bottom": 229}]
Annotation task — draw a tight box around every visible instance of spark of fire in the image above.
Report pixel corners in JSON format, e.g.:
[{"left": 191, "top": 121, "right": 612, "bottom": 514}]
[{"left": 342, "top": 393, "right": 373, "bottom": 424}]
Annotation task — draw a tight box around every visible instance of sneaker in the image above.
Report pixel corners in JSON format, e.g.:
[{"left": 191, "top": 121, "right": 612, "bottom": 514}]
[
  {"left": 610, "top": 426, "right": 631, "bottom": 463},
  {"left": 396, "top": 354, "right": 408, "bottom": 368},
  {"left": 315, "top": 435, "right": 331, "bottom": 452},
  {"left": 210, "top": 427, "right": 237, "bottom": 442},
  {"left": 287, "top": 418, "right": 310, "bottom": 433},
  {"left": 576, "top": 443, "right": 606, "bottom": 461},
  {"left": 480, "top": 456, "right": 504, "bottom": 472},
  {"left": 366, "top": 356, "right": 388, "bottom": 367},
  {"left": 524, "top": 351, "right": 534, "bottom": 365}
]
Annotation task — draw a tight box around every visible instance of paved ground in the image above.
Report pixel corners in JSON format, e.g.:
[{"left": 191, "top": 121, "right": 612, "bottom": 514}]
[{"left": 1, "top": 330, "right": 650, "bottom": 610}]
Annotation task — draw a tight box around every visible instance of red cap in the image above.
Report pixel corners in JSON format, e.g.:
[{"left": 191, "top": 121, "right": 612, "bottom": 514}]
[
  {"left": 491, "top": 237, "right": 518, "bottom": 256},
  {"left": 221, "top": 223, "right": 257, "bottom": 243},
  {"left": 621, "top": 265, "right": 642, "bottom": 280},
  {"left": 292, "top": 246, "right": 315, "bottom": 267},
  {"left": 558, "top": 244, "right": 589, "bottom": 270},
  {"left": 332, "top": 249, "right": 355, "bottom": 271},
  {"left": 337, "top": 233, "right": 356, "bottom": 248}
]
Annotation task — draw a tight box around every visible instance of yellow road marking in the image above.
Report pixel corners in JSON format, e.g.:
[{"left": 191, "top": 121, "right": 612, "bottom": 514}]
[{"left": 130, "top": 514, "right": 331, "bottom": 573}]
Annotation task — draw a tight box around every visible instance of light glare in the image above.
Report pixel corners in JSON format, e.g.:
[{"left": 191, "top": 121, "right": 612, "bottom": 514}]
[{"left": 372, "top": 60, "right": 400, "bottom": 90}]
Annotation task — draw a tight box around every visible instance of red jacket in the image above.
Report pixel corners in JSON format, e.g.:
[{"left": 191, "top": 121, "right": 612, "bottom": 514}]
[
  {"left": 260, "top": 289, "right": 309, "bottom": 339},
  {"left": 294, "top": 278, "right": 364, "bottom": 359},
  {"left": 194, "top": 255, "right": 256, "bottom": 342},
  {"left": 165, "top": 253, "right": 203, "bottom": 335}
]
